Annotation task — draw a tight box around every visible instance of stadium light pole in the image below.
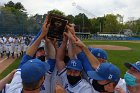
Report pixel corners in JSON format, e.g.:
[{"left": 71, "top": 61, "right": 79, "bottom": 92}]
[
  {"left": 82, "top": 13, "right": 84, "bottom": 32},
  {"left": 100, "top": 23, "right": 101, "bottom": 33},
  {"left": 72, "top": 2, "right": 96, "bottom": 33},
  {"left": 72, "top": 2, "right": 85, "bottom": 33}
]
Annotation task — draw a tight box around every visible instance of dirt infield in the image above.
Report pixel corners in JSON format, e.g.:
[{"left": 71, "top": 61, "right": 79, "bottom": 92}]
[
  {"left": 114, "top": 41, "right": 140, "bottom": 43},
  {"left": 90, "top": 45, "right": 131, "bottom": 50},
  {"left": 0, "top": 57, "right": 16, "bottom": 74}
]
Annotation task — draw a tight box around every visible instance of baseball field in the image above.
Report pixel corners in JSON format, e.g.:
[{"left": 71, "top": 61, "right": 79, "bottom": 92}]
[{"left": 0, "top": 40, "right": 140, "bottom": 79}]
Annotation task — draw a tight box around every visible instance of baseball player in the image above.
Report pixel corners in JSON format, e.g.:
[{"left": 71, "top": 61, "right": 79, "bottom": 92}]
[
  {"left": 5, "top": 37, "right": 11, "bottom": 58},
  {"left": 11, "top": 37, "right": 15, "bottom": 58},
  {"left": 56, "top": 33, "right": 94, "bottom": 93},
  {"left": 0, "top": 17, "right": 56, "bottom": 93},
  {"left": 20, "top": 36, "right": 25, "bottom": 56},
  {"left": 0, "top": 37, "right": 4, "bottom": 58},
  {"left": 74, "top": 37, "right": 127, "bottom": 93},
  {"left": 2, "top": 36, "right": 7, "bottom": 56},
  {"left": 65, "top": 24, "right": 126, "bottom": 93},
  {"left": 14, "top": 37, "right": 20, "bottom": 58},
  {"left": 8, "top": 37, "right": 14, "bottom": 58}
]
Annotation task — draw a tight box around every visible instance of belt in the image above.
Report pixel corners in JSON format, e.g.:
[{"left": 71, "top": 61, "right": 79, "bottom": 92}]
[{"left": 6, "top": 45, "right": 11, "bottom": 46}]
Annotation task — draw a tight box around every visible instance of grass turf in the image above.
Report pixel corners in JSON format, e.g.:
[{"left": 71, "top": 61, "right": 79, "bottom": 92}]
[
  {"left": 0, "top": 40, "right": 140, "bottom": 79},
  {"left": 83, "top": 40, "right": 140, "bottom": 77}
]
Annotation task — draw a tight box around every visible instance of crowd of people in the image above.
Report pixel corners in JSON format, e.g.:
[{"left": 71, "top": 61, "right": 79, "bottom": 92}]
[
  {"left": 0, "top": 16, "right": 140, "bottom": 93},
  {"left": 0, "top": 36, "right": 34, "bottom": 58}
]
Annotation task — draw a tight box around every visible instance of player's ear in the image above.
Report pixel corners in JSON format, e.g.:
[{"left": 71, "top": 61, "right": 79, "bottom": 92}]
[
  {"left": 80, "top": 71, "right": 82, "bottom": 76},
  {"left": 40, "top": 76, "right": 45, "bottom": 83}
]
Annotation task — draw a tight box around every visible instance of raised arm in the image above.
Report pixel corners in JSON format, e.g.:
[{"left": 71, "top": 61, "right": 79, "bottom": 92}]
[
  {"left": 67, "top": 39, "right": 76, "bottom": 59},
  {"left": 45, "top": 37, "right": 56, "bottom": 59},
  {"left": 26, "top": 17, "right": 49, "bottom": 57},
  {"left": 74, "top": 37, "right": 100, "bottom": 69},
  {"left": 64, "top": 24, "right": 100, "bottom": 69},
  {"left": 0, "top": 70, "right": 16, "bottom": 91},
  {"left": 44, "top": 37, "right": 56, "bottom": 73},
  {"left": 64, "top": 25, "right": 94, "bottom": 71},
  {"left": 56, "top": 35, "right": 68, "bottom": 72}
]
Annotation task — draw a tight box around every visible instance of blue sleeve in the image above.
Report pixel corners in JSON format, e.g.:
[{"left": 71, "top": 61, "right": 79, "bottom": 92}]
[
  {"left": 29, "top": 29, "right": 42, "bottom": 46},
  {"left": 77, "top": 52, "right": 95, "bottom": 72},
  {"left": 47, "top": 59, "right": 56, "bottom": 73},
  {"left": 18, "top": 54, "right": 34, "bottom": 68}
]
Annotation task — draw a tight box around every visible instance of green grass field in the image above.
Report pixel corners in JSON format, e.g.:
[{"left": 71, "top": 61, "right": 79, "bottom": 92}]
[
  {"left": 0, "top": 40, "right": 140, "bottom": 79},
  {"left": 83, "top": 40, "right": 140, "bottom": 77},
  {"left": 0, "top": 57, "right": 21, "bottom": 79}
]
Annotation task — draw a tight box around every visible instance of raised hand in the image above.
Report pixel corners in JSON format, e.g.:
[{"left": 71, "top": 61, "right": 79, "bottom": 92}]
[
  {"left": 64, "top": 24, "right": 77, "bottom": 42},
  {"left": 115, "top": 87, "right": 126, "bottom": 93},
  {"left": 74, "top": 37, "right": 86, "bottom": 49},
  {"left": 40, "top": 16, "right": 50, "bottom": 38}
]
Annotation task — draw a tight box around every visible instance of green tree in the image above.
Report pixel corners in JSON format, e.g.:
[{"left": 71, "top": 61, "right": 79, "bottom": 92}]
[
  {"left": 4, "top": 1, "right": 25, "bottom": 12},
  {"left": 4, "top": 1, "right": 14, "bottom": 7},
  {"left": 15, "top": 2, "right": 26, "bottom": 11},
  {"left": 103, "top": 14, "right": 120, "bottom": 33},
  {"left": 135, "top": 19, "right": 140, "bottom": 35},
  {"left": 0, "top": 1, "right": 27, "bottom": 34},
  {"left": 48, "top": 9, "right": 65, "bottom": 16},
  {"left": 66, "top": 14, "right": 75, "bottom": 23},
  {"left": 90, "top": 18, "right": 100, "bottom": 34},
  {"left": 74, "top": 13, "right": 91, "bottom": 32}
]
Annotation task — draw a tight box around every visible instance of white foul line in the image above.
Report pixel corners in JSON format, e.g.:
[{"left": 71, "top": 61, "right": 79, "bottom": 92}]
[{"left": 0, "top": 58, "right": 7, "bottom": 63}]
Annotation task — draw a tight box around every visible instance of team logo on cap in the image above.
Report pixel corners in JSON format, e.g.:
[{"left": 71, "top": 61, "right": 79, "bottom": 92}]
[
  {"left": 95, "top": 66, "right": 100, "bottom": 72},
  {"left": 71, "top": 60, "right": 77, "bottom": 66},
  {"left": 30, "top": 60, "right": 33, "bottom": 62},
  {"left": 97, "top": 53, "right": 100, "bottom": 57},
  {"left": 108, "top": 74, "right": 113, "bottom": 80},
  {"left": 136, "top": 61, "right": 140, "bottom": 66}
]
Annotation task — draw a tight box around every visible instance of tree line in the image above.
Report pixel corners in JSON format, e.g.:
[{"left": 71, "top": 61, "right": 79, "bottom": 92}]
[{"left": 0, "top": 1, "right": 140, "bottom": 36}]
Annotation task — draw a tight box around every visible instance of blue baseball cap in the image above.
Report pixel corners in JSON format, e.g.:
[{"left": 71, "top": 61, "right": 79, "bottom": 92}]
[
  {"left": 88, "top": 62, "right": 120, "bottom": 82},
  {"left": 37, "top": 47, "right": 44, "bottom": 51},
  {"left": 125, "top": 61, "right": 140, "bottom": 72},
  {"left": 88, "top": 47, "right": 108, "bottom": 60},
  {"left": 66, "top": 59, "right": 83, "bottom": 71},
  {"left": 21, "top": 58, "right": 50, "bottom": 83}
]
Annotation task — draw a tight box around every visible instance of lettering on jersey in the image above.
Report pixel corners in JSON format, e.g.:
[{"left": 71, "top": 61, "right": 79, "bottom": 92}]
[
  {"left": 40, "top": 84, "right": 45, "bottom": 90},
  {"left": 95, "top": 66, "right": 100, "bottom": 72},
  {"left": 64, "top": 84, "right": 68, "bottom": 89},
  {"left": 97, "top": 53, "right": 100, "bottom": 57},
  {"left": 65, "top": 84, "right": 74, "bottom": 93},
  {"left": 30, "top": 60, "right": 33, "bottom": 62},
  {"left": 71, "top": 60, "right": 77, "bottom": 67},
  {"left": 67, "top": 89, "right": 74, "bottom": 93}
]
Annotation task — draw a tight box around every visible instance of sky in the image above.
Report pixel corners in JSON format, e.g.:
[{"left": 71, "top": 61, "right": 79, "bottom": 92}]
[{"left": 0, "top": 0, "right": 140, "bottom": 22}]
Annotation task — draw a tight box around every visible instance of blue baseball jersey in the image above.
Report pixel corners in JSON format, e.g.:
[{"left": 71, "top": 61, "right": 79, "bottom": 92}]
[
  {"left": 58, "top": 68, "right": 94, "bottom": 93},
  {"left": 1, "top": 54, "right": 55, "bottom": 93},
  {"left": 77, "top": 51, "right": 95, "bottom": 72},
  {"left": 77, "top": 52, "right": 127, "bottom": 93}
]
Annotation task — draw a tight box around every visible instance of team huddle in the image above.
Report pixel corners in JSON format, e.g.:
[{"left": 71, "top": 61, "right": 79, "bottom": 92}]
[{"left": 0, "top": 16, "right": 140, "bottom": 93}]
